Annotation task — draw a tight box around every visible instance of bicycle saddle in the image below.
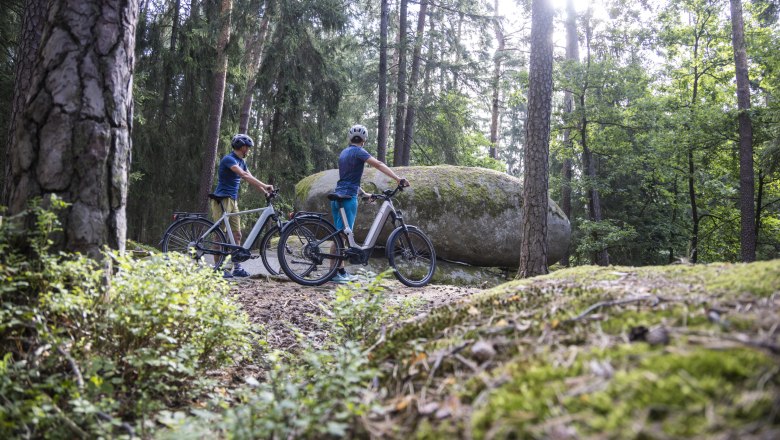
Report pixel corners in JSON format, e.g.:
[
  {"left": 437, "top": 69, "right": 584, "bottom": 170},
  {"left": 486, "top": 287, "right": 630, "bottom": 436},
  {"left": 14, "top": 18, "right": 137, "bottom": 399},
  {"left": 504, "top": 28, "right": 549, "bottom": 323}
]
[{"left": 327, "top": 192, "right": 353, "bottom": 201}]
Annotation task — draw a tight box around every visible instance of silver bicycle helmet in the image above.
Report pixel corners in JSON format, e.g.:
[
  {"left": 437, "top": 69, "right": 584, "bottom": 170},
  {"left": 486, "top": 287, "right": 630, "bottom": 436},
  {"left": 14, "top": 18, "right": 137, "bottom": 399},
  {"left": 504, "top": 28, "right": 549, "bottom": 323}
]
[
  {"left": 348, "top": 124, "right": 368, "bottom": 143},
  {"left": 231, "top": 134, "right": 254, "bottom": 149}
]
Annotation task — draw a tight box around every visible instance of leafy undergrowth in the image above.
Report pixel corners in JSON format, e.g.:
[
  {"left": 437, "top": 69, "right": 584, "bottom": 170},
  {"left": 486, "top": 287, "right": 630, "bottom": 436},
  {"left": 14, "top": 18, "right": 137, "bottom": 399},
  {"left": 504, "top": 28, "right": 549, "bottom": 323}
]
[{"left": 370, "top": 262, "right": 780, "bottom": 439}]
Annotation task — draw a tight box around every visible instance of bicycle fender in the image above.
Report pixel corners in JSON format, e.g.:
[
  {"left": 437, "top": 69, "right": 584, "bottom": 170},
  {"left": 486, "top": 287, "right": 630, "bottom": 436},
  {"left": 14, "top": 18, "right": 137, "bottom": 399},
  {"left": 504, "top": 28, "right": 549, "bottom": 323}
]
[
  {"left": 280, "top": 213, "right": 337, "bottom": 234},
  {"left": 385, "top": 225, "right": 418, "bottom": 259}
]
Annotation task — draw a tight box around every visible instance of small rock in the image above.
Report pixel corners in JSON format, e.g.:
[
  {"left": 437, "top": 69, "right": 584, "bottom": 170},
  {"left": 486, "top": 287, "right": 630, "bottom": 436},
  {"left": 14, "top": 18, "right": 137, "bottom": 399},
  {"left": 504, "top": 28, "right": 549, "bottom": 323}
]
[
  {"left": 471, "top": 340, "right": 496, "bottom": 362},
  {"left": 418, "top": 402, "right": 439, "bottom": 415},
  {"left": 646, "top": 326, "right": 670, "bottom": 346}
]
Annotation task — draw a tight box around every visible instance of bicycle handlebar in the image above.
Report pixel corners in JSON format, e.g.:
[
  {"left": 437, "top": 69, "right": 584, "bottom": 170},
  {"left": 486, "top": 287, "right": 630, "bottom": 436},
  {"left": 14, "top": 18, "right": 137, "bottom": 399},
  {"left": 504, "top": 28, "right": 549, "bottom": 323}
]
[
  {"left": 266, "top": 189, "right": 280, "bottom": 203},
  {"left": 361, "top": 182, "right": 408, "bottom": 202}
]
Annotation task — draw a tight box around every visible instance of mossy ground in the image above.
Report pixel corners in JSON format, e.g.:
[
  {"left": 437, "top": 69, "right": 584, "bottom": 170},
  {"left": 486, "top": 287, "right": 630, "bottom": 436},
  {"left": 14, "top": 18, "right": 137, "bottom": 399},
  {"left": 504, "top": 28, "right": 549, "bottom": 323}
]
[{"left": 368, "top": 261, "right": 780, "bottom": 439}]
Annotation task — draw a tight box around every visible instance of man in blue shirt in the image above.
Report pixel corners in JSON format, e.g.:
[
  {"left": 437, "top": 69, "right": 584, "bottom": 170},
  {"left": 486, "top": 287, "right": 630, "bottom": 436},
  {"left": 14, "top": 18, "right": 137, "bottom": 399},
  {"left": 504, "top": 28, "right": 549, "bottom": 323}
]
[
  {"left": 211, "top": 134, "right": 274, "bottom": 278},
  {"left": 330, "top": 124, "right": 408, "bottom": 283}
]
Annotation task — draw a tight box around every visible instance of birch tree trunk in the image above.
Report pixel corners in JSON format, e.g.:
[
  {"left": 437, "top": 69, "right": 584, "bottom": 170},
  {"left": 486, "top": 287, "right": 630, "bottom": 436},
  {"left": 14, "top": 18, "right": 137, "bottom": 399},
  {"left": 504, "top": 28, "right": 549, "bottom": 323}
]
[
  {"left": 518, "top": 0, "right": 554, "bottom": 278},
  {"left": 6, "top": 0, "right": 139, "bottom": 257}
]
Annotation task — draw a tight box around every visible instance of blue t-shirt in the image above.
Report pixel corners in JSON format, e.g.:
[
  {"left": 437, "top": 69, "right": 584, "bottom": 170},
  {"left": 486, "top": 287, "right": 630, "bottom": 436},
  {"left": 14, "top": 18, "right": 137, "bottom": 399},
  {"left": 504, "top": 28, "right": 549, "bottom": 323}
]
[
  {"left": 213, "top": 152, "right": 247, "bottom": 199},
  {"left": 334, "top": 145, "right": 372, "bottom": 197}
]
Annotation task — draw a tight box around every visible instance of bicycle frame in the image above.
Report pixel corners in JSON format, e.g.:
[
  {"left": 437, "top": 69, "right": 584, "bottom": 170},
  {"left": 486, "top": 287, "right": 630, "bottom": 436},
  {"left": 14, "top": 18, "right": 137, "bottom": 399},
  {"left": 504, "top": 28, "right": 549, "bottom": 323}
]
[
  {"left": 337, "top": 199, "right": 399, "bottom": 250},
  {"left": 217, "top": 205, "right": 277, "bottom": 249}
]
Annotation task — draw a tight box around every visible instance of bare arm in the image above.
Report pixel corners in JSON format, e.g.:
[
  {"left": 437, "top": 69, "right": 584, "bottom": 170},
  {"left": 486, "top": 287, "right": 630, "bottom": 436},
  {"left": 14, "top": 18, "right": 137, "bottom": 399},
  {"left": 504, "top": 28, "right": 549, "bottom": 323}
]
[
  {"left": 365, "top": 157, "right": 407, "bottom": 186},
  {"left": 230, "top": 165, "right": 273, "bottom": 194}
]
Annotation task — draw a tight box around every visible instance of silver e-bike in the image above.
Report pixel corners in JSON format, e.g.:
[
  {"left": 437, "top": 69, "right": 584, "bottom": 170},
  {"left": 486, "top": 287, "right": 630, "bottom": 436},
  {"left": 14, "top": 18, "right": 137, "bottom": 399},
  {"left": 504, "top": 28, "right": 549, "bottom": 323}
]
[{"left": 277, "top": 184, "right": 436, "bottom": 287}]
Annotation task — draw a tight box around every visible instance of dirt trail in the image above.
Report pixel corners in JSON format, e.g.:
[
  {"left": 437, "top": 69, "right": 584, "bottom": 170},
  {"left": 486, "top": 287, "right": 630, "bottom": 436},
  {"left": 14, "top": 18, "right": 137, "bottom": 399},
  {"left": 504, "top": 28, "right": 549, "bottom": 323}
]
[{"left": 230, "top": 275, "right": 482, "bottom": 350}]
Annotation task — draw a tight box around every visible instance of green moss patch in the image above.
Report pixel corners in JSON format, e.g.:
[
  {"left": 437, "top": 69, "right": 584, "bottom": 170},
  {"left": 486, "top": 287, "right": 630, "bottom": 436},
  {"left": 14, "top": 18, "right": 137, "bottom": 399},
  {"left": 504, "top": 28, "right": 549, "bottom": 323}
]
[{"left": 370, "top": 260, "right": 780, "bottom": 438}]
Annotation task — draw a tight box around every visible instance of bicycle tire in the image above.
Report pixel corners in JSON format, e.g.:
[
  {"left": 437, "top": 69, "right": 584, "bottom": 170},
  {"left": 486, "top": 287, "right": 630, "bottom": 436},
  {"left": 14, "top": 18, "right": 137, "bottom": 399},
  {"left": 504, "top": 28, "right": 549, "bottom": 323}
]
[
  {"left": 386, "top": 226, "right": 436, "bottom": 287},
  {"left": 278, "top": 217, "right": 343, "bottom": 286},
  {"left": 161, "top": 218, "right": 229, "bottom": 269},
  {"left": 258, "top": 225, "right": 281, "bottom": 276}
]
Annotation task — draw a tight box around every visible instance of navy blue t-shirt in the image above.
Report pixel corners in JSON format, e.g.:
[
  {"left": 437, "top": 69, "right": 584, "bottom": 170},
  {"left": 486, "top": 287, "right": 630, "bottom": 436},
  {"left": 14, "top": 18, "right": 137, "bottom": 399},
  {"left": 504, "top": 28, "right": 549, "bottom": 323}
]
[
  {"left": 213, "top": 152, "right": 247, "bottom": 199},
  {"left": 334, "top": 145, "right": 372, "bottom": 197}
]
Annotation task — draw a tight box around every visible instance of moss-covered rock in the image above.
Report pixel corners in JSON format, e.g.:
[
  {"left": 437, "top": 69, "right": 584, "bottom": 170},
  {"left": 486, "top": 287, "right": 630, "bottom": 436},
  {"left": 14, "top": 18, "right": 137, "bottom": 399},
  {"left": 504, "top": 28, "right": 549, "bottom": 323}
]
[
  {"left": 369, "top": 260, "right": 780, "bottom": 439},
  {"left": 294, "top": 165, "right": 571, "bottom": 267}
]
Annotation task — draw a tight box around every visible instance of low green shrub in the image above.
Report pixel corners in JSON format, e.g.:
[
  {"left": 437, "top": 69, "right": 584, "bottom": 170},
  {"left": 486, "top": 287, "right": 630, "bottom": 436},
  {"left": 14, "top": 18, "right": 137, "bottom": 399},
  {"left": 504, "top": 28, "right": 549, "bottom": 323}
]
[
  {"left": 0, "top": 199, "right": 253, "bottom": 438},
  {"left": 162, "top": 271, "right": 422, "bottom": 438}
]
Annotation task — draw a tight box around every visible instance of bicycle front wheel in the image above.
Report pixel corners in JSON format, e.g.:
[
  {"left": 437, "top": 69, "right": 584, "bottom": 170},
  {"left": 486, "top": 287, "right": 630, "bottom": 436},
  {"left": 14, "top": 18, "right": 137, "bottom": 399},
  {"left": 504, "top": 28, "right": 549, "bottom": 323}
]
[
  {"left": 278, "top": 218, "right": 343, "bottom": 286},
  {"left": 386, "top": 226, "right": 436, "bottom": 287},
  {"left": 258, "top": 225, "right": 281, "bottom": 276},
  {"left": 161, "top": 218, "right": 228, "bottom": 269}
]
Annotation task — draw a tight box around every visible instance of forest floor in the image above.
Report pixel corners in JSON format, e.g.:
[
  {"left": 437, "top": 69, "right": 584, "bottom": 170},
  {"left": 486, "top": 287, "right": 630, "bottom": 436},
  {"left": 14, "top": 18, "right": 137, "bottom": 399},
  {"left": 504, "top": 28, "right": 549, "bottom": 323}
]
[{"left": 230, "top": 274, "right": 482, "bottom": 351}]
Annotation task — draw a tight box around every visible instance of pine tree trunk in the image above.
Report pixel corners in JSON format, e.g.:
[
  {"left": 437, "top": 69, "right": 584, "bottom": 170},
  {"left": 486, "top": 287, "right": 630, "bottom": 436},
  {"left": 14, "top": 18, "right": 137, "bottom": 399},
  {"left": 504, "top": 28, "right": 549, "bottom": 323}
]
[
  {"left": 561, "top": 0, "right": 580, "bottom": 266},
  {"left": 518, "top": 0, "right": 554, "bottom": 279},
  {"left": 729, "top": 0, "right": 756, "bottom": 262},
  {"left": 688, "top": 34, "right": 701, "bottom": 263},
  {"left": 3, "top": 0, "right": 46, "bottom": 205},
  {"left": 198, "top": 0, "right": 232, "bottom": 212},
  {"left": 239, "top": 5, "right": 270, "bottom": 134},
  {"left": 560, "top": 0, "right": 578, "bottom": 266},
  {"left": 489, "top": 0, "right": 504, "bottom": 160},
  {"left": 401, "top": 0, "right": 428, "bottom": 166},
  {"left": 377, "top": 0, "right": 389, "bottom": 163},
  {"left": 6, "top": 0, "right": 139, "bottom": 257},
  {"left": 392, "top": 0, "right": 408, "bottom": 166},
  {"left": 580, "top": 9, "right": 609, "bottom": 266},
  {"left": 159, "top": 0, "right": 181, "bottom": 126}
]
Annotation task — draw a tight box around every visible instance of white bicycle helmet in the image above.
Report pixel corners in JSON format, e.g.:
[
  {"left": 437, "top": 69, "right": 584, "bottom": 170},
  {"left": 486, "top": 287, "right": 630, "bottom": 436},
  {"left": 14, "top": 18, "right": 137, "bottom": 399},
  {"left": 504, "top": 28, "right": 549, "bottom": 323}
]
[{"left": 348, "top": 124, "right": 368, "bottom": 143}]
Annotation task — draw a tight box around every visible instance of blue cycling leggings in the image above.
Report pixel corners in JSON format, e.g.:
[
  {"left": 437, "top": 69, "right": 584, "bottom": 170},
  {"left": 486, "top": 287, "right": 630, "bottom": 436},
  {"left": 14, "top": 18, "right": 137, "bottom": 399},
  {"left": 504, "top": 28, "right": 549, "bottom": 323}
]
[{"left": 331, "top": 196, "right": 358, "bottom": 230}]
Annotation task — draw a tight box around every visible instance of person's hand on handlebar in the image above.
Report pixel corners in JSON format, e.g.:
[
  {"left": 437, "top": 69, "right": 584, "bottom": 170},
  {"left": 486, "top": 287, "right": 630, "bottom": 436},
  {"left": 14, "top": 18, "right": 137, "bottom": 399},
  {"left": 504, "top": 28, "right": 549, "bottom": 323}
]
[{"left": 398, "top": 178, "right": 410, "bottom": 188}]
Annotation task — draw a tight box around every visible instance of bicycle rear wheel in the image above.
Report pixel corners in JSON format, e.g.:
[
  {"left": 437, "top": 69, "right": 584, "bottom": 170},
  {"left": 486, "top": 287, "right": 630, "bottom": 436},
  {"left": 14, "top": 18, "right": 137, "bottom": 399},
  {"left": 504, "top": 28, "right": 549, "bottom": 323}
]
[
  {"left": 161, "top": 218, "right": 228, "bottom": 269},
  {"left": 278, "top": 218, "right": 343, "bottom": 286},
  {"left": 258, "top": 225, "right": 281, "bottom": 276},
  {"left": 386, "top": 226, "right": 436, "bottom": 287}
]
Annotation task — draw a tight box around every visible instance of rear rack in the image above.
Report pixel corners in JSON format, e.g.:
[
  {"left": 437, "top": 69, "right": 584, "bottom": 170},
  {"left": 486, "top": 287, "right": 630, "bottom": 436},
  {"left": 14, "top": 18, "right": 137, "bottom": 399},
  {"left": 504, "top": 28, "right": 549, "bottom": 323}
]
[{"left": 172, "top": 212, "right": 209, "bottom": 221}]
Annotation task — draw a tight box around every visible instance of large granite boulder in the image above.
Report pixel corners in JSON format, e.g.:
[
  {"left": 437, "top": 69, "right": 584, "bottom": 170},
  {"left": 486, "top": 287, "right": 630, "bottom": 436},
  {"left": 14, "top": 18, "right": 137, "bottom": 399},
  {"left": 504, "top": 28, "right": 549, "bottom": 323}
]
[{"left": 294, "top": 165, "right": 571, "bottom": 267}]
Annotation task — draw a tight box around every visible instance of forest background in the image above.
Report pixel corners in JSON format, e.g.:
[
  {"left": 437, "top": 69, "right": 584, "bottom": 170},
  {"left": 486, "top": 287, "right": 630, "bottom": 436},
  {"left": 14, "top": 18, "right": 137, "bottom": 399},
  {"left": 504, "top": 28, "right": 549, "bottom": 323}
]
[{"left": 1, "top": 0, "right": 779, "bottom": 267}]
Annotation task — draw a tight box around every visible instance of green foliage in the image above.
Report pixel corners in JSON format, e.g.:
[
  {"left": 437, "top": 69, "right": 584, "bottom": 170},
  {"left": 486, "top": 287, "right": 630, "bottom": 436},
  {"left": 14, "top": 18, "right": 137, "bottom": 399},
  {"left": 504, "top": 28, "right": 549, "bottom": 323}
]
[
  {"left": 162, "top": 271, "right": 424, "bottom": 438},
  {"left": 574, "top": 218, "right": 638, "bottom": 263},
  {"left": 0, "top": 202, "right": 252, "bottom": 438},
  {"left": 320, "top": 270, "right": 420, "bottom": 344}
]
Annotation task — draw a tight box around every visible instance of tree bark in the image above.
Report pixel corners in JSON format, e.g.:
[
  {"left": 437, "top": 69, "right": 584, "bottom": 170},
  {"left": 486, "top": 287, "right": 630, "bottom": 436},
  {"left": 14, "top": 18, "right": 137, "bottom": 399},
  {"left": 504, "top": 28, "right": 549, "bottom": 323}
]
[
  {"left": 729, "top": 0, "right": 756, "bottom": 262},
  {"left": 518, "top": 0, "right": 554, "bottom": 278},
  {"left": 3, "top": 0, "right": 46, "bottom": 205},
  {"left": 560, "top": 0, "right": 578, "bottom": 266},
  {"left": 159, "top": 0, "right": 181, "bottom": 126},
  {"left": 197, "top": 0, "right": 232, "bottom": 212},
  {"left": 377, "top": 0, "right": 389, "bottom": 163},
  {"left": 239, "top": 2, "right": 271, "bottom": 134},
  {"left": 6, "top": 0, "right": 139, "bottom": 257},
  {"left": 392, "top": 0, "right": 408, "bottom": 166},
  {"left": 489, "top": 0, "right": 504, "bottom": 160},
  {"left": 401, "top": 0, "right": 428, "bottom": 166},
  {"left": 580, "top": 9, "right": 608, "bottom": 266}
]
